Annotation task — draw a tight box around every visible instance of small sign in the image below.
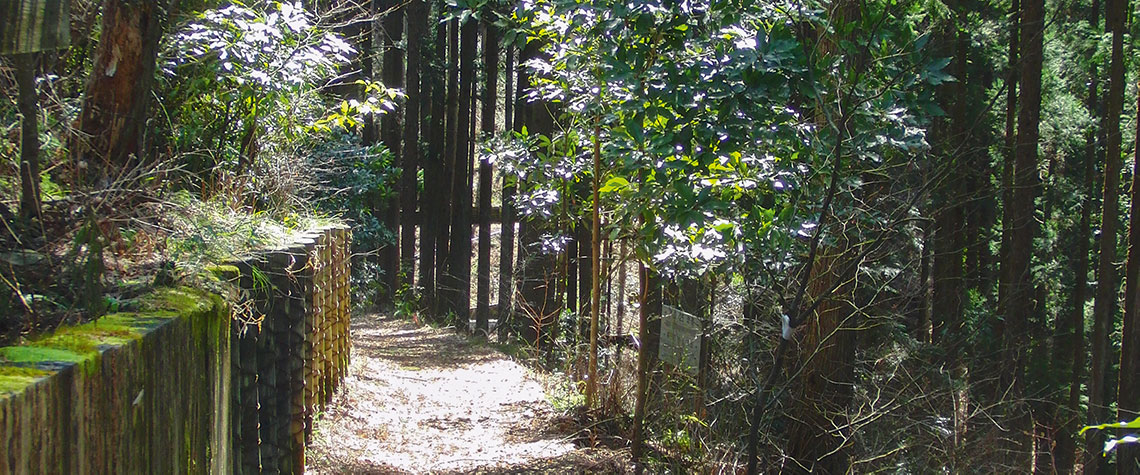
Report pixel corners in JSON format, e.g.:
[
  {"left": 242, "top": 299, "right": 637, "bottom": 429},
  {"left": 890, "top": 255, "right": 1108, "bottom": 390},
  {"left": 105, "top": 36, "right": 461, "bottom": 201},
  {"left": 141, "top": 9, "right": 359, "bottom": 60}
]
[
  {"left": 0, "top": 0, "right": 71, "bottom": 55},
  {"left": 659, "top": 304, "right": 702, "bottom": 376}
]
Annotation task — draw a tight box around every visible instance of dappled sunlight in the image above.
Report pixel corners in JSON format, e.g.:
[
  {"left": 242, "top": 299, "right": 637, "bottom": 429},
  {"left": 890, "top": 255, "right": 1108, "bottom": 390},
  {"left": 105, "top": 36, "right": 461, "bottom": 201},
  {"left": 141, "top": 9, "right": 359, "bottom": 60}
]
[{"left": 305, "top": 313, "right": 597, "bottom": 473}]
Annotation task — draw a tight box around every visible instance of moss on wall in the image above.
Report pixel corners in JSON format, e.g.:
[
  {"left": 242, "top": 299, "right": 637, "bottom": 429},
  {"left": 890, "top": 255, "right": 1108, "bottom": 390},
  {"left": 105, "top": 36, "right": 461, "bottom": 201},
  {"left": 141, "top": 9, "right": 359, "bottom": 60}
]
[{"left": 0, "top": 286, "right": 231, "bottom": 473}]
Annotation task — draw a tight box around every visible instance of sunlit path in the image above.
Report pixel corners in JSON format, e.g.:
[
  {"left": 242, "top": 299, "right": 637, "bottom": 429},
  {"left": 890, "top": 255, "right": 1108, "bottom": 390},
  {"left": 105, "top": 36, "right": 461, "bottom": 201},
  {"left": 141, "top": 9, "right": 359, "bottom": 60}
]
[{"left": 304, "top": 312, "right": 628, "bottom": 473}]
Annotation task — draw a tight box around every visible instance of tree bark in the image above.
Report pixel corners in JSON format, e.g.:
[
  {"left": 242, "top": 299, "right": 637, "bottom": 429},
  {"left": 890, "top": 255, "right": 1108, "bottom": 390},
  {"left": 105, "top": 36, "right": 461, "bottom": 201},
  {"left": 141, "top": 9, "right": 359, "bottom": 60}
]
[
  {"left": 1052, "top": 4, "right": 1099, "bottom": 471},
  {"left": 1116, "top": 60, "right": 1140, "bottom": 475},
  {"left": 73, "top": 0, "right": 167, "bottom": 187},
  {"left": 361, "top": 1, "right": 378, "bottom": 146},
  {"left": 379, "top": 0, "right": 405, "bottom": 304},
  {"left": 515, "top": 38, "right": 561, "bottom": 345},
  {"left": 14, "top": 53, "right": 41, "bottom": 220},
  {"left": 1088, "top": 1, "right": 1126, "bottom": 471},
  {"left": 433, "top": 17, "right": 459, "bottom": 319},
  {"left": 632, "top": 262, "right": 661, "bottom": 470},
  {"left": 1004, "top": 0, "right": 1043, "bottom": 468},
  {"left": 444, "top": 16, "right": 477, "bottom": 328},
  {"left": 784, "top": 250, "right": 855, "bottom": 473},
  {"left": 401, "top": 0, "right": 425, "bottom": 290},
  {"left": 419, "top": 2, "right": 447, "bottom": 314},
  {"left": 930, "top": 4, "right": 969, "bottom": 454},
  {"left": 497, "top": 42, "right": 519, "bottom": 339},
  {"left": 997, "top": 0, "right": 1019, "bottom": 362},
  {"left": 586, "top": 121, "right": 602, "bottom": 408},
  {"left": 476, "top": 19, "right": 498, "bottom": 332}
]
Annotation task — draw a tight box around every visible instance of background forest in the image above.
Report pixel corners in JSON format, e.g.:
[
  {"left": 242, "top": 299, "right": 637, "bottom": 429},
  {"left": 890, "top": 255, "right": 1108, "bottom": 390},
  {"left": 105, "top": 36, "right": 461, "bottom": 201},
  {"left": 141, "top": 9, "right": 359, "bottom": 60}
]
[{"left": 2, "top": 0, "right": 1140, "bottom": 472}]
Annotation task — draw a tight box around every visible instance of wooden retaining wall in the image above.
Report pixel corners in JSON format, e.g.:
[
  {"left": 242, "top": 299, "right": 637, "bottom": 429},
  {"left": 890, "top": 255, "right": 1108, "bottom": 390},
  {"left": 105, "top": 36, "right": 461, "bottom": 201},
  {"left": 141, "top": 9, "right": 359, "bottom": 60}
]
[
  {"left": 0, "top": 225, "right": 352, "bottom": 474},
  {"left": 0, "top": 288, "right": 232, "bottom": 473},
  {"left": 229, "top": 225, "right": 352, "bottom": 474}
]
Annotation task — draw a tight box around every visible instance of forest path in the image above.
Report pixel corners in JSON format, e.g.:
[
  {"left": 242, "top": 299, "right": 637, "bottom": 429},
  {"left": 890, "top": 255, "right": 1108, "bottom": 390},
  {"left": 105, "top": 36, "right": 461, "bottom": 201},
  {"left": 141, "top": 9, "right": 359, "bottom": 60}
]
[{"left": 304, "top": 311, "right": 628, "bottom": 474}]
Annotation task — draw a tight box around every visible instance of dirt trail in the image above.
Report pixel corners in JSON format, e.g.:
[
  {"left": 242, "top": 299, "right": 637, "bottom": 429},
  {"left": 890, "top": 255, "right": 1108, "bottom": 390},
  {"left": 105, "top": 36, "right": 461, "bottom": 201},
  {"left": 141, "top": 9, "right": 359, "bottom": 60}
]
[{"left": 305, "top": 312, "right": 628, "bottom": 474}]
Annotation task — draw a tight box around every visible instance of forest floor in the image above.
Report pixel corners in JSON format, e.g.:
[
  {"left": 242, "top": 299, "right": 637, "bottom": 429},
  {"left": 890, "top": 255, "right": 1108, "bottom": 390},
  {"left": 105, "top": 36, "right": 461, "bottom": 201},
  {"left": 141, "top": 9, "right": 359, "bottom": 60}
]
[{"left": 304, "top": 311, "right": 633, "bottom": 474}]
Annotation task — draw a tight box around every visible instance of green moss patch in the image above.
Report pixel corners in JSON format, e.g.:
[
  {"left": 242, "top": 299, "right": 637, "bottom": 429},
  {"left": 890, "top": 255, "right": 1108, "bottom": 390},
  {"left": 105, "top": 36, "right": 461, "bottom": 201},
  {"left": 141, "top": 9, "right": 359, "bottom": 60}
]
[
  {"left": 0, "top": 365, "right": 52, "bottom": 394},
  {"left": 0, "top": 345, "right": 87, "bottom": 364},
  {"left": 0, "top": 286, "right": 223, "bottom": 392}
]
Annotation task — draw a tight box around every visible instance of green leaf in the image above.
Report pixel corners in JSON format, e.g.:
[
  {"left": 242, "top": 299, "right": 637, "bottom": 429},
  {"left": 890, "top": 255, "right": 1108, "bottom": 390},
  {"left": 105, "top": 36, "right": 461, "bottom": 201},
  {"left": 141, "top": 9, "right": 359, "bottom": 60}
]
[
  {"left": 600, "top": 176, "right": 630, "bottom": 193},
  {"left": 1080, "top": 416, "right": 1140, "bottom": 436}
]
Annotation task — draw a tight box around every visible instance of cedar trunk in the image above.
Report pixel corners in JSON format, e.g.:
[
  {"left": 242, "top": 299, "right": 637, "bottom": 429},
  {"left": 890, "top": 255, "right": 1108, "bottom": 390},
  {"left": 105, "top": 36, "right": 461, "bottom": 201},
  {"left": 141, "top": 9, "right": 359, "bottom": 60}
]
[
  {"left": 433, "top": 17, "right": 459, "bottom": 319},
  {"left": 379, "top": 0, "right": 405, "bottom": 303},
  {"left": 497, "top": 43, "right": 519, "bottom": 339},
  {"left": 1116, "top": 54, "right": 1140, "bottom": 474},
  {"left": 784, "top": 250, "right": 856, "bottom": 473},
  {"left": 476, "top": 20, "right": 498, "bottom": 332},
  {"left": 1004, "top": 0, "right": 1043, "bottom": 468},
  {"left": 15, "top": 53, "right": 41, "bottom": 220},
  {"left": 444, "top": 17, "right": 477, "bottom": 328},
  {"left": 417, "top": 0, "right": 443, "bottom": 304},
  {"left": 1052, "top": 3, "right": 1099, "bottom": 471},
  {"left": 1088, "top": 0, "right": 1126, "bottom": 470},
  {"left": 401, "top": 0, "right": 425, "bottom": 288},
  {"left": 73, "top": 0, "right": 167, "bottom": 187}
]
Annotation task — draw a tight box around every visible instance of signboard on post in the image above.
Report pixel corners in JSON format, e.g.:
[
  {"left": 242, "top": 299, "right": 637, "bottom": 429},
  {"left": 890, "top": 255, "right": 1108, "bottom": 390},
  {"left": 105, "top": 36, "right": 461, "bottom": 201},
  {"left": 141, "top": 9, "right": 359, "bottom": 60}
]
[
  {"left": 0, "top": 0, "right": 71, "bottom": 55},
  {"left": 659, "top": 304, "right": 703, "bottom": 376}
]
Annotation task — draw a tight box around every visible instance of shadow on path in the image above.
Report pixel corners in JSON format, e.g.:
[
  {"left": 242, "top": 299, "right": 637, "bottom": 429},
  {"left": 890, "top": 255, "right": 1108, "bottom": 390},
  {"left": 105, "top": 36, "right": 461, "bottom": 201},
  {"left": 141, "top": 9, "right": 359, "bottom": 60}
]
[{"left": 305, "top": 311, "right": 630, "bottom": 474}]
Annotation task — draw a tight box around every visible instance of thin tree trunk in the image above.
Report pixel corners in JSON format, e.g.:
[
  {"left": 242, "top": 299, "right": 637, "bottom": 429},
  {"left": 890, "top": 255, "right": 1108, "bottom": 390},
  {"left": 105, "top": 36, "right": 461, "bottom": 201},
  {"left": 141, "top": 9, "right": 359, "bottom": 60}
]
[
  {"left": 918, "top": 222, "right": 933, "bottom": 343},
  {"left": 401, "top": 0, "right": 424, "bottom": 290},
  {"left": 1005, "top": 0, "right": 1043, "bottom": 467},
  {"left": 579, "top": 213, "right": 592, "bottom": 335},
  {"left": 419, "top": 2, "right": 446, "bottom": 313},
  {"left": 1116, "top": 60, "right": 1140, "bottom": 474},
  {"left": 497, "top": 43, "right": 518, "bottom": 339},
  {"left": 434, "top": 17, "right": 459, "bottom": 319},
  {"left": 15, "top": 53, "right": 41, "bottom": 220},
  {"left": 1053, "top": 5, "right": 1099, "bottom": 470},
  {"left": 380, "top": 0, "right": 405, "bottom": 304},
  {"left": 1088, "top": 0, "right": 1126, "bottom": 470},
  {"left": 361, "top": 1, "right": 378, "bottom": 146},
  {"left": 632, "top": 262, "right": 652, "bottom": 470},
  {"left": 997, "top": 0, "right": 1019, "bottom": 361},
  {"left": 586, "top": 120, "right": 602, "bottom": 408},
  {"left": 567, "top": 224, "right": 579, "bottom": 326},
  {"left": 476, "top": 19, "right": 498, "bottom": 332},
  {"left": 446, "top": 16, "right": 477, "bottom": 328}
]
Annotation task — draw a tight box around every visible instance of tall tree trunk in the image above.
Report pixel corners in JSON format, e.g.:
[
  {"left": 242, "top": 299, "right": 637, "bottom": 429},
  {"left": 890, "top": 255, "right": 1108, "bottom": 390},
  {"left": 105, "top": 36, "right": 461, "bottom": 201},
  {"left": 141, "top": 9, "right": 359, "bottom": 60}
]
[
  {"left": 1053, "top": 5, "right": 1099, "bottom": 471},
  {"left": 930, "top": 4, "right": 969, "bottom": 454},
  {"left": 445, "top": 16, "right": 477, "bottom": 328},
  {"left": 73, "top": 0, "right": 167, "bottom": 187},
  {"left": 632, "top": 262, "right": 661, "bottom": 469},
  {"left": 1116, "top": 61, "right": 1140, "bottom": 474},
  {"left": 401, "top": 0, "right": 425, "bottom": 291},
  {"left": 476, "top": 19, "right": 498, "bottom": 332},
  {"left": 497, "top": 42, "right": 519, "bottom": 339},
  {"left": 785, "top": 250, "right": 856, "bottom": 473},
  {"left": 585, "top": 120, "right": 602, "bottom": 408},
  {"left": 515, "top": 39, "right": 560, "bottom": 346},
  {"left": 361, "top": 1, "right": 378, "bottom": 146},
  {"left": 1004, "top": 0, "right": 1043, "bottom": 468},
  {"left": 434, "top": 17, "right": 459, "bottom": 319},
  {"left": 997, "top": 0, "right": 1019, "bottom": 362},
  {"left": 15, "top": 53, "right": 41, "bottom": 220},
  {"left": 419, "top": 2, "right": 446, "bottom": 313},
  {"left": 1088, "top": 1, "right": 1126, "bottom": 471},
  {"left": 380, "top": 0, "right": 405, "bottom": 304}
]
